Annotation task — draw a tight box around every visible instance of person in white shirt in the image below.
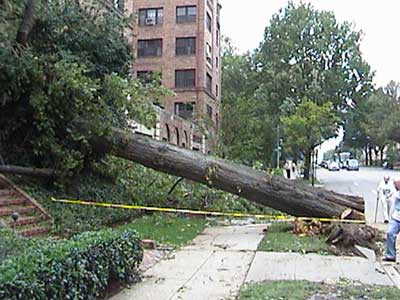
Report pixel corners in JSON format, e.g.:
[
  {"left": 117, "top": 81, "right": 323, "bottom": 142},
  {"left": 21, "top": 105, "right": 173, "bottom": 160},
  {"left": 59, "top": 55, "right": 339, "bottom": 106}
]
[
  {"left": 384, "top": 179, "right": 400, "bottom": 262},
  {"left": 377, "top": 176, "right": 396, "bottom": 223}
]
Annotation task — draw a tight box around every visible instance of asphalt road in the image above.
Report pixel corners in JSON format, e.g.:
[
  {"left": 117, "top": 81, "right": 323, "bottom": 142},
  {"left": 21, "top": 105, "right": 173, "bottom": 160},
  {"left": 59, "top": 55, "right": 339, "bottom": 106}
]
[{"left": 317, "top": 167, "right": 400, "bottom": 224}]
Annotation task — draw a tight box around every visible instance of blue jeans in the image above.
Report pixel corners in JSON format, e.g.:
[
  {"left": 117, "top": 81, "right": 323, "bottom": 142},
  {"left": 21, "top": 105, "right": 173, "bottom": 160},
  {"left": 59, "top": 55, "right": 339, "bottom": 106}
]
[{"left": 386, "top": 219, "right": 400, "bottom": 259}]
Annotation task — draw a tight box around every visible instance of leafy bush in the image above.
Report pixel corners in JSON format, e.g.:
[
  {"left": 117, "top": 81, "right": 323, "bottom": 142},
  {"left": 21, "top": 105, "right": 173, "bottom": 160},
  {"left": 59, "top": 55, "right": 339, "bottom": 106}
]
[
  {"left": 0, "top": 228, "right": 143, "bottom": 300},
  {"left": 0, "top": 229, "right": 35, "bottom": 262}
]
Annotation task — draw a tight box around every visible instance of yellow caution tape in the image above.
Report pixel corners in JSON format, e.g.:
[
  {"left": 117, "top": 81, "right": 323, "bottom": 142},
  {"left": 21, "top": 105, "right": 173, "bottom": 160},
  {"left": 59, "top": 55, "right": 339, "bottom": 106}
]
[{"left": 50, "top": 197, "right": 366, "bottom": 224}]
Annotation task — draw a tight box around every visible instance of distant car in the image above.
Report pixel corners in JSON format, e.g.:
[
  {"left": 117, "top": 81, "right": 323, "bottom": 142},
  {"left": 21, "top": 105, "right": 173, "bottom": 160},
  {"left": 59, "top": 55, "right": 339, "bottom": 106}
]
[
  {"left": 383, "top": 160, "right": 394, "bottom": 169},
  {"left": 328, "top": 161, "right": 340, "bottom": 171},
  {"left": 319, "top": 161, "right": 328, "bottom": 169},
  {"left": 346, "top": 159, "right": 359, "bottom": 171}
]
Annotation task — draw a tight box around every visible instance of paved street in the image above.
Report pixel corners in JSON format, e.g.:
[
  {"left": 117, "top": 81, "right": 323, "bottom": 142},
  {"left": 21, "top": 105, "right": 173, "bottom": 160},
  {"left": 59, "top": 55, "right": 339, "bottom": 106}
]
[{"left": 317, "top": 167, "right": 400, "bottom": 223}]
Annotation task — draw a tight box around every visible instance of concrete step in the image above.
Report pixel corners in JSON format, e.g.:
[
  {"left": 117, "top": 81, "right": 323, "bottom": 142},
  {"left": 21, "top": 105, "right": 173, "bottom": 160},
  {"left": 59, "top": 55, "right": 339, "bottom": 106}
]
[
  {"left": 0, "top": 198, "right": 26, "bottom": 207},
  {"left": 19, "top": 226, "right": 51, "bottom": 238},
  {"left": 7, "top": 216, "right": 43, "bottom": 228},
  {"left": 0, "top": 206, "right": 36, "bottom": 217},
  {"left": 0, "top": 189, "right": 14, "bottom": 197}
]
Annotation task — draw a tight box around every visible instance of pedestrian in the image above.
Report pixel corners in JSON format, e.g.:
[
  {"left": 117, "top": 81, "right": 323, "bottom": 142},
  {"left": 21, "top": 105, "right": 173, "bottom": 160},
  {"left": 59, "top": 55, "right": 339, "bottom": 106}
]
[
  {"left": 377, "top": 175, "right": 396, "bottom": 223},
  {"left": 383, "top": 179, "right": 400, "bottom": 262}
]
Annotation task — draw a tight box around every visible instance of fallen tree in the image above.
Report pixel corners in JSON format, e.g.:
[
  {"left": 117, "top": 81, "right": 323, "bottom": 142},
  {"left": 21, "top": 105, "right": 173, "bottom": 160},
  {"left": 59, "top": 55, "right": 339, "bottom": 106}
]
[{"left": 92, "top": 128, "right": 365, "bottom": 220}]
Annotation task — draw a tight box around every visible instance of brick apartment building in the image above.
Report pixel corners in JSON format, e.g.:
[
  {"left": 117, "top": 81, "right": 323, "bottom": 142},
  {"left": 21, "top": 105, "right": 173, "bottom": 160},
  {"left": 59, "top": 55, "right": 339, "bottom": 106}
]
[{"left": 117, "top": 0, "right": 222, "bottom": 152}]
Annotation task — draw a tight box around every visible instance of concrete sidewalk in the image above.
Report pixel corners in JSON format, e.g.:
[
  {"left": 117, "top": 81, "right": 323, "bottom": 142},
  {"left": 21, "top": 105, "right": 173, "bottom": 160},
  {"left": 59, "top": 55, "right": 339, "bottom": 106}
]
[
  {"left": 111, "top": 224, "right": 265, "bottom": 300},
  {"left": 246, "top": 252, "right": 398, "bottom": 286},
  {"left": 111, "top": 224, "right": 398, "bottom": 300}
]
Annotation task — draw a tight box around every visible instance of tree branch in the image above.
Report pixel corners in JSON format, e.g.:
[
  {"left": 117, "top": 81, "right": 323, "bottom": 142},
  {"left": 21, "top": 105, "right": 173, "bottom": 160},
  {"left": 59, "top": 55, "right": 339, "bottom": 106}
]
[
  {"left": 167, "top": 177, "right": 184, "bottom": 196},
  {"left": 0, "top": 165, "right": 58, "bottom": 178},
  {"left": 16, "top": 0, "right": 37, "bottom": 46}
]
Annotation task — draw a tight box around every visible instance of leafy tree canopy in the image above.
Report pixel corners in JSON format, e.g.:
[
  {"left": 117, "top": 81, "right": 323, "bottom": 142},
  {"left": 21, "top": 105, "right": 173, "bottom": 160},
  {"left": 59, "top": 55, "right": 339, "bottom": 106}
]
[
  {"left": 359, "top": 89, "right": 397, "bottom": 149},
  {"left": 220, "top": 38, "right": 275, "bottom": 165},
  {"left": 255, "top": 2, "right": 373, "bottom": 117},
  {"left": 0, "top": 0, "right": 168, "bottom": 176},
  {"left": 281, "top": 100, "right": 339, "bottom": 178}
]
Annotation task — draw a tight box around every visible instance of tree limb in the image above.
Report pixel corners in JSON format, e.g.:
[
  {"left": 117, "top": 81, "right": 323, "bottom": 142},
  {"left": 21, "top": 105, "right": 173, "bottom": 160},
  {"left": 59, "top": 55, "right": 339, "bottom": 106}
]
[
  {"left": 167, "top": 177, "right": 184, "bottom": 196},
  {"left": 16, "top": 0, "right": 37, "bottom": 46},
  {"left": 0, "top": 165, "right": 57, "bottom": 178}
]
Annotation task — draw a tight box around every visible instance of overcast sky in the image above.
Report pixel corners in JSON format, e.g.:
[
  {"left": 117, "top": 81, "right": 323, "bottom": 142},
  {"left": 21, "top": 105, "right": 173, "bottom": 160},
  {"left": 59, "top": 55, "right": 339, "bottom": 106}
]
[{"left": 219, "top": 0, "right": 400, "bottom": 88}]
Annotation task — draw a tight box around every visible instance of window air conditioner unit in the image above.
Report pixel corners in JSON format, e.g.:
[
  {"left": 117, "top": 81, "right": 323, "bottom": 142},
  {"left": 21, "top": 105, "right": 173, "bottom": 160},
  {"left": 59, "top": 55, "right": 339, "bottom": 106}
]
[{"left": 145, "top": 18, "right": 156, "bottom": 25}]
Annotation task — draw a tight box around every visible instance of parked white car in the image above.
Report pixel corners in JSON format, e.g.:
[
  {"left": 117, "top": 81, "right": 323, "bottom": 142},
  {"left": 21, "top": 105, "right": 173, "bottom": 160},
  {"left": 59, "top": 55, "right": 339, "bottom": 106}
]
[
  {"left": 328, "top": 160, "right": 340, "bottom": 171},
  {"left": 346, "top": 159, "right": 359, "bottom": 171}
]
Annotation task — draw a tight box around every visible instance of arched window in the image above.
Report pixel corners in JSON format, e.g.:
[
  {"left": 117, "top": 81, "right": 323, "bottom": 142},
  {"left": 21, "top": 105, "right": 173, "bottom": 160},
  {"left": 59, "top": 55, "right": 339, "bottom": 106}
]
[
  {"left": 175, "top": 128, "right": 180, "bottom": 145},
  {"left": 165, "top": 124, "right": 170, "bottom": 142}
]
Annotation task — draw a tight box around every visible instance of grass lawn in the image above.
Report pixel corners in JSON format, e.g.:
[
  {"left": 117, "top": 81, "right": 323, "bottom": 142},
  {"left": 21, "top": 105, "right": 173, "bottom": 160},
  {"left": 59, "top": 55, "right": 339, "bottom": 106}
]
[
  {"left": 121, "top": 214, "right": 207, "bottom": 247},
  {"left": 258, "top": 222, "right": 330, "bottom": 254},
  {"left": 239, "top": 280, "right": 399, "bottom": 300}
]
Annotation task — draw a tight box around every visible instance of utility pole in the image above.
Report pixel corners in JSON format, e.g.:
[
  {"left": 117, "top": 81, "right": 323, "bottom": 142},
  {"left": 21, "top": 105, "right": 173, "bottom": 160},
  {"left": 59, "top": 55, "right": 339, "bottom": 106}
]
[{"left": 311, "top": 150, "right": 315, "bottom": 186}]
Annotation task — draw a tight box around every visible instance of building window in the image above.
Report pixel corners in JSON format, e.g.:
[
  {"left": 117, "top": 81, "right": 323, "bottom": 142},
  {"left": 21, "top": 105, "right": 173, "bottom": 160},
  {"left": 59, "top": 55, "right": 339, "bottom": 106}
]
[
  {"left": 216, "top": 84, "right": 219, "bottom": 97},
  {"left": 139, "top": 8, "right": 163, "bottom": 26},
  {"left": 113, "top": 0, "right": 124, "bottom": 12},
  {"left": 206, "top": 43, "right": 212, "bottom": 65},
  {"left": 216, "top": 29, "right": 220, "bottom": 46},
  {"left": 177, "top": 6, "right": 197, "bottom": 23},
  {"left": 206, "top": 12, "right": 212, "bottom": 32},
  {"left": 175, "top": 69, "right": 196, "bottom": 88},
  {"left": 174, "top": 102, "right": 196, "bottom": 119},
  {"left": 206, "top": 73, "right": 212, "bottom": 93},
  {"left": 216, "top": 57, "right": 219, "bottom": 68},
  {"left": 193, "top": 135, "right": 202, "bottom": 144},
  {"left": 137, "top": 71, "right": 153, "bottom": 84},
  {"left": 137, "top": 71, "right": 162, "bottom": 85},
  {"left": 165, "top": 124, "right": 170, "bottom": 142},
  {"left": 138, "top": 39, "right": 162, "bottom": 58},
  {"left": 176, "top": 37, "right": 196, "bottom": 56},
  {"left": 175, "top": 128, "right": 180, "bottom": 145},
  {"left": 206, "top": 104, "right": 213, "bottom": 120}
]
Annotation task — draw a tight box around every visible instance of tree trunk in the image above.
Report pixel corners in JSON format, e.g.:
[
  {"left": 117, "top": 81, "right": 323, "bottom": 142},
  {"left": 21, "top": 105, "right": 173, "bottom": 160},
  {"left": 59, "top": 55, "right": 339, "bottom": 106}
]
[
  {"left": 303, "top": 150, "right": 311, "bottom": 180},
  {"left": 368, "top": 147, "right": 373, "bottom": 167},
  {"left": 0, "top": 165, "right": 57, "bottom": 178},
  {"left": 374, "top": 147, "right": 379, "bottom": 166},
  {"left": 325, "top": 223, "right": 379, "bottom": 256},
  {"left": 16, "top": 0, "right": 37, "bottom": 46},
  {"left": 92, "top": 129, "right": 364, "bottom": 220},
  {"left": 365, "top": 146, "right": 369, "bottom": 166}
]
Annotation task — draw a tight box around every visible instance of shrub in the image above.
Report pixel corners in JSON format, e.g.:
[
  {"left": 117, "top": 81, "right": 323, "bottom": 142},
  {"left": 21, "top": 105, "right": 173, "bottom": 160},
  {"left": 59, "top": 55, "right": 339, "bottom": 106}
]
[
  {"left": 0, "top": 228, "right": 143, "bottom": 300},
  {"left": 0, "top": 229, "right": 35, "bottom": 262}
]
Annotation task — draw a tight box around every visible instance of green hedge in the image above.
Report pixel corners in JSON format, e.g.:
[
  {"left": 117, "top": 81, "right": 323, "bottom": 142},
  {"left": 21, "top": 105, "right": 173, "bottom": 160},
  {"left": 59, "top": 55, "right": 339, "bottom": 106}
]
[
  {"left": 0, "top": 229, "right": 35, "bottom": 262},
  {"left": 0, "top": 228, "right": 143, "bottom": 300}
]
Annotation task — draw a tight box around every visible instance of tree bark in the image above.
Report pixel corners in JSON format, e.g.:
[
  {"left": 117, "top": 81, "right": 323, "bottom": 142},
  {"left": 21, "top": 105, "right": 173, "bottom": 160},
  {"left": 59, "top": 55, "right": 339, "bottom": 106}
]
[
  {"left": 303, "top": 150, "right": 311, "bottom": 180},
  {"left": 92, "top": 129, "right": 365, "bottom": 220},
  {"left": 380, "top": 147, "right": 384, "bottom": 165},
  {"left": 325, "top": 223, "right": 379, "bottom": 256},
  {"left": 16, "top": 0, "right": 37, "bottom": 46},
  {"left": 368, "top": 147, "right": 373, "bottom": 167},
  {"left": 374, "top": 147, "right": 379, "bottom": 166},
  {"left": 0, "top": 165, "right": 57, "bottom": 178}
]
